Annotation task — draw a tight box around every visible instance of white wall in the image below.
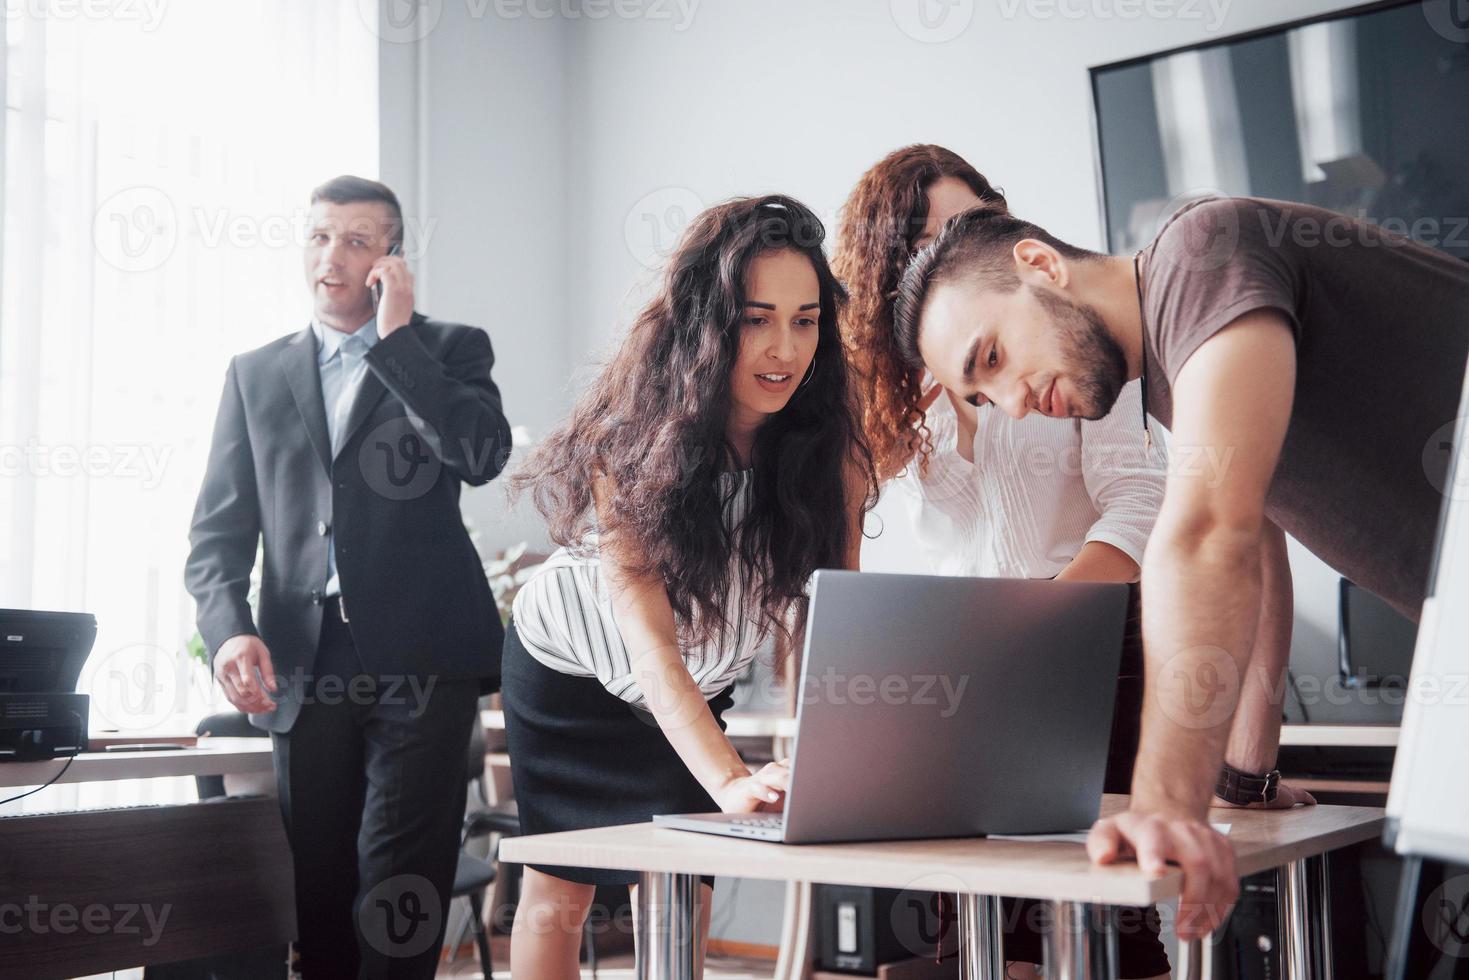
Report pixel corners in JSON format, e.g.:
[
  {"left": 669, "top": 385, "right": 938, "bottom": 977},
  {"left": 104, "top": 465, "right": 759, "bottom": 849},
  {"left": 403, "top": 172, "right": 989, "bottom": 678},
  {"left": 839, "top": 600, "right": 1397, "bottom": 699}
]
[{"left": 379, "top": 2, "right": 572, "bottom": 555}]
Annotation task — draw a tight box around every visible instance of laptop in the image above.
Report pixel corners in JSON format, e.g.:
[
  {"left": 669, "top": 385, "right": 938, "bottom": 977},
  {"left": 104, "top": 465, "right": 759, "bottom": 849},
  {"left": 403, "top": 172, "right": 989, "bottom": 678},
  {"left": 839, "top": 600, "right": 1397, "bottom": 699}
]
[{"left": 653, "top": 570, "right": 1127, "bottom": 844}]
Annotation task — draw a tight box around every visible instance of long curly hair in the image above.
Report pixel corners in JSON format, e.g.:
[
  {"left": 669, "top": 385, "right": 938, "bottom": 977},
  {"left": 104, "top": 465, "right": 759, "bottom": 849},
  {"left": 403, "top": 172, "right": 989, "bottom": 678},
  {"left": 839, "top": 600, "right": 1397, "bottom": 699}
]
[
  {"left": 513, "top": 195, "right": 877, "bottom": 650},
  {"left": 832, "top": 145, "right": 1009, "bottom": 480}
]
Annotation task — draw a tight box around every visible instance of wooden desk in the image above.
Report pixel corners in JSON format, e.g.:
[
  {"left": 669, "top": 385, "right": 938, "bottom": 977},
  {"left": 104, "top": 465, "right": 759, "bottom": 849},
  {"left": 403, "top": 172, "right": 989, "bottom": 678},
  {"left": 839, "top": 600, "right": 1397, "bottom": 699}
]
[
  {"left": 485, "top": 713, "right": 1398, "bottom": 749},
  {"left": 0, "top": 739, "right": 290, "bottom": 979},
  {"left": 0, "top": 736, "right": 274, "bottom": 789},
  {"left": 501, "top": 795, "right": 1383, "bottom": 980}
]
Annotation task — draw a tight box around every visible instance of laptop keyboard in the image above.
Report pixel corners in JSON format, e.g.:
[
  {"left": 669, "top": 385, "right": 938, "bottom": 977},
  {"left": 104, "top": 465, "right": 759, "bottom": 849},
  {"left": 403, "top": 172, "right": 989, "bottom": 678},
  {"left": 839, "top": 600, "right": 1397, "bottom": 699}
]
[{"left": 730, "top": 814, "right": 784, "bottom": 829}]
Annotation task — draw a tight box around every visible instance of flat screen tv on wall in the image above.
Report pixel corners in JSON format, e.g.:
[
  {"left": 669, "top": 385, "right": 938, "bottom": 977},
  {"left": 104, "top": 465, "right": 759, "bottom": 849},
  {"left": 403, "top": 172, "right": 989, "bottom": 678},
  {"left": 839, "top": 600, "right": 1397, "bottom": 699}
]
[{"left": 1091, "top": 0, "right": 1469, "bottom": 262}]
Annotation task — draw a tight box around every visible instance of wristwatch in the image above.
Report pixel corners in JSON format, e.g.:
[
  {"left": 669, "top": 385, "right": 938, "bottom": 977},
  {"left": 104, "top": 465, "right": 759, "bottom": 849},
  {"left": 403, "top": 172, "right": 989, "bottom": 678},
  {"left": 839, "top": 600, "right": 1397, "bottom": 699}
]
[{"left": 1215, "top": 762, "right": 1280, "bottom": 805}]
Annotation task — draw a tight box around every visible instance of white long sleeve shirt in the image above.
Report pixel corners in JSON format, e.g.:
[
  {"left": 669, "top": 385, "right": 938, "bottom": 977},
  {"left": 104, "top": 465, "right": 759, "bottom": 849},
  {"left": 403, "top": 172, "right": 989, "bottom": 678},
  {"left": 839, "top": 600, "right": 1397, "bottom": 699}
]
[{"left": 897, "top": 379, "right": 1166, "bottom": 580}]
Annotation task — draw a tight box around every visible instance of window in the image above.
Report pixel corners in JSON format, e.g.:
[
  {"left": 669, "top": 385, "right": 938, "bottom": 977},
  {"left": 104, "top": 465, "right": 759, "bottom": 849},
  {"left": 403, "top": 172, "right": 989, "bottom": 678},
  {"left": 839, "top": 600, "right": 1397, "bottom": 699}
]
[{"left": 1, "top": 2, "right": 378, "bottom": 803}]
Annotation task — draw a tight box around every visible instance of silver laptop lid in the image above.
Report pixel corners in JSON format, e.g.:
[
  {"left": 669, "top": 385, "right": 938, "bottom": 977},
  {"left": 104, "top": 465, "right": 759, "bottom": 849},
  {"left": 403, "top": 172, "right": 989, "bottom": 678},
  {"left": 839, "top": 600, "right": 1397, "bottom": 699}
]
[{"left": 780, "top": 571, "right": 1127, "bottom": 844}]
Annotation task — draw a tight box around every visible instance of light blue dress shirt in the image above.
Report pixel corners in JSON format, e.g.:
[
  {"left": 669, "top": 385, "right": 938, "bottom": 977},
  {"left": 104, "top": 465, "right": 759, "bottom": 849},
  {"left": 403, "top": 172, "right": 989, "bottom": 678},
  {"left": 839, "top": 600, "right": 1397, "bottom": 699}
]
[{"left": 311, "top": 316, "right": 380, "bottom": 597}]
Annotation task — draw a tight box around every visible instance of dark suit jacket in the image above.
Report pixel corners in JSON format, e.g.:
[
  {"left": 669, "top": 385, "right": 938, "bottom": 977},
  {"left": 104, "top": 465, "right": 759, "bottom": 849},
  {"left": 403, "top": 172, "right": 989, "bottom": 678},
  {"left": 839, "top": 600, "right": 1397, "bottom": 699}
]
[{"left": 185, "top": 312, "right": 511, "bottom": 733}]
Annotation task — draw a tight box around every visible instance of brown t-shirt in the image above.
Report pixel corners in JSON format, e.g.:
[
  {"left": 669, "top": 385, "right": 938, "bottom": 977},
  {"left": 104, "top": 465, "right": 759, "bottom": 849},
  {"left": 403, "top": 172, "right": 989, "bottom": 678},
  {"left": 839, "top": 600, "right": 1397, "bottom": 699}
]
[{"left": 1139, "top": 197, "right": 1469, "bottom": 619}]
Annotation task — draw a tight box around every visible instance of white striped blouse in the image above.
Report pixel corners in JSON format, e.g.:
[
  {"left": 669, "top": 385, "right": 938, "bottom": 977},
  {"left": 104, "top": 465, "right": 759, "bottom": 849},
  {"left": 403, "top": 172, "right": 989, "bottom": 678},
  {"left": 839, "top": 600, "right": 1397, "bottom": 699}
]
[
  {"left": 511, "top": 470, "right": 763, "bottom": 707},
  {"left": 896, "top": 379, "right": 1166, "bottom": 579}
]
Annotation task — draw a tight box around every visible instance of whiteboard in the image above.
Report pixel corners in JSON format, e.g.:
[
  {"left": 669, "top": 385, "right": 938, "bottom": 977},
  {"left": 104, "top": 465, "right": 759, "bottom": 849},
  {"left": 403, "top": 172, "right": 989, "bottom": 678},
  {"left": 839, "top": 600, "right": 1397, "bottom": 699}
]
[{"left": 1385, "top": 355, "right": 1469, "bottom": 865}]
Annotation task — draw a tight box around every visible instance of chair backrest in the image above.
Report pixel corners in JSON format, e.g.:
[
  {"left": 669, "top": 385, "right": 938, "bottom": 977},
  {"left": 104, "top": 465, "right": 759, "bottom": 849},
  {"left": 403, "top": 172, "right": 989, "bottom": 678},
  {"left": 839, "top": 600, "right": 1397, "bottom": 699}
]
[
  {"left": 466, "top": 713, "right": 487, "bottom": 797},
  {"left": 192, "top": 710, "right": 268, "bottom": 799}
]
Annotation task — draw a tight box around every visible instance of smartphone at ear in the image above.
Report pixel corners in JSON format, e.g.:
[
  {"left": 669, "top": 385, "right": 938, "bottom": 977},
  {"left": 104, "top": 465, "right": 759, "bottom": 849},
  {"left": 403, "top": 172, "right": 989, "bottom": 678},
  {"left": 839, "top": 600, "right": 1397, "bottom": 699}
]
[{"left": 371, "top": 241, "right": 403, "bottom": 307}]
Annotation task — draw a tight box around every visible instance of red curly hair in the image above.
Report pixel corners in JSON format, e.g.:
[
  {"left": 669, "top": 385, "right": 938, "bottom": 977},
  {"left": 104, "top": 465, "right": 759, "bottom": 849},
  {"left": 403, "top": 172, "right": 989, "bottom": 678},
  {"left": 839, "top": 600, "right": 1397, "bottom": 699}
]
[{"left": 833, "top": 145, "right": 1009, "bottom": 480}]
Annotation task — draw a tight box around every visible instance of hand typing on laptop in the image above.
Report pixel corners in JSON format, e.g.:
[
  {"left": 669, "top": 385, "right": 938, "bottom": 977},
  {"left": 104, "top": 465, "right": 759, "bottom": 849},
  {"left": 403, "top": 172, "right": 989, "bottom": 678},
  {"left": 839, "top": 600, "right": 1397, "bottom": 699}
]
[{"left": 714, "top": 758, "right": 790, "bottom": 813}]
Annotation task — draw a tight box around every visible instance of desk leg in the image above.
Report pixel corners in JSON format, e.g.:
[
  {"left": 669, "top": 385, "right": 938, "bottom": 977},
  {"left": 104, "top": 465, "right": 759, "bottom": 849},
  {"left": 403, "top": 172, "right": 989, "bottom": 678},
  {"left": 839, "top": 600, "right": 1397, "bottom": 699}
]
[
  {"left": 636, "top": 870, "right": 698, "bottom": 980},
  {"left": 1312, "top": 853, "right": 1334, "bottom": 980},
  {"left": 1278, "top": 854, "right": 1333, "bottom": 980},
  {"left": 1042, "top": 900, "right": 1119, "bottom": 980},
  {"left": 956, "top": 893, "right": 1005, "bottom": 980},
  {"left": 773, "top": 880, "right": 815, "bottom": 980}
]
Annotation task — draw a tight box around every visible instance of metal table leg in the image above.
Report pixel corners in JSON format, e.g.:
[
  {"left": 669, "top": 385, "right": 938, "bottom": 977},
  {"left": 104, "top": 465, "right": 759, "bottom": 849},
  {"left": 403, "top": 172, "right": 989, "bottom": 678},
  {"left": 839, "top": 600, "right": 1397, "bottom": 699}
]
[
  {"left": 956, "top": 893, "right": 1005, "bottom": 980},
  {"left": 1312, "top": 854, "right": 1334, "bottom": 980},
  {"left": 1043, "top": 900, "right": 1119, "bottom": 980},
  {"left": 1279, "top": 858, "right": 1317, "bottom": 980},
  {"left": 636, "top": 870, "right": 698, "bottom": 980}
]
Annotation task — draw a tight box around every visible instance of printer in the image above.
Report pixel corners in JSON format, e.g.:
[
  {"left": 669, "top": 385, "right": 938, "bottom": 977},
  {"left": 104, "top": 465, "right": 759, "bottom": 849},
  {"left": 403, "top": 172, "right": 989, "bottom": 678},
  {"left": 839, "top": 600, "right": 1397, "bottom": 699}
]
[{"left": 0, "top": 608, "right": 97, "bottom": 760}]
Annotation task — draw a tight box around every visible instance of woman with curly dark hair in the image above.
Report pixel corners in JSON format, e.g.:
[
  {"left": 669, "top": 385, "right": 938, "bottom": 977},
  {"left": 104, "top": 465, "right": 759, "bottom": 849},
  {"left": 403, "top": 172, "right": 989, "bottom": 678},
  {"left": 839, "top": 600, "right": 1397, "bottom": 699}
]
[
  {"left": 504, "top": 194, "right": 876, "bottom": 979},
  {"left": 834, "top": 146, "right": 1172, "bottom": 980}
]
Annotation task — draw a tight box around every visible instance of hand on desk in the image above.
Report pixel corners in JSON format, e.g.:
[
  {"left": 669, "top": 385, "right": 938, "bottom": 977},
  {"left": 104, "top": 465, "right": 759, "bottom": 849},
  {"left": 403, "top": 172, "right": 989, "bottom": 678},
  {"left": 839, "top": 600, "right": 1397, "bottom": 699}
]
[
  {"left": 1086, "top": 809, "right": 1239, "bottom": 941},
  {"left": 714, "top": 759, "right": 790, "bottom": 813},
  {"left": 214, "top": 634, "right": 279, "bottom": 714}
]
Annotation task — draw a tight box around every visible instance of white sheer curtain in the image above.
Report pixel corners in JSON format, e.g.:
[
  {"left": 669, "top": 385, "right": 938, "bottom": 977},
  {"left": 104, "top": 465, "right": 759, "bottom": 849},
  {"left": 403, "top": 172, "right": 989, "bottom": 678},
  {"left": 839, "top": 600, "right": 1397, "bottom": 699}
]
[{"left": 1, "top": 2, "right": 379, "bottom": 808}]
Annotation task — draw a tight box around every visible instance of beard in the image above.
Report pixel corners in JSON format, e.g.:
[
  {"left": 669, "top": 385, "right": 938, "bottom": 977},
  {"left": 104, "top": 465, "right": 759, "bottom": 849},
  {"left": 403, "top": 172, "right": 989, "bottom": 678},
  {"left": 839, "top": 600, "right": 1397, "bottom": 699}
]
[{"left": 1030, "top": 285, "right": 1128, "bottom": 421}]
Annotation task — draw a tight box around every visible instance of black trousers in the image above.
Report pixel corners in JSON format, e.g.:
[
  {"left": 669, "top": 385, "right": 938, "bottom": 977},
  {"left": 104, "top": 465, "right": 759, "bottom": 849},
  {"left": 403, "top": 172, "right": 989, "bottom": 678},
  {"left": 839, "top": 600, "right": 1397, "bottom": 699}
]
[{"left": 270, "top": 601, "right": 480, "bottom": 980}]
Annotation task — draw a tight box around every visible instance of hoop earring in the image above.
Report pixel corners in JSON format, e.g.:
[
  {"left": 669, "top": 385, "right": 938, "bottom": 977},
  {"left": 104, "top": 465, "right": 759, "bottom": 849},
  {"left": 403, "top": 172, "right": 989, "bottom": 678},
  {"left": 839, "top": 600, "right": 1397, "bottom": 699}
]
[{"left": 797, "top": 361, "right": 817, "bottom": 389}]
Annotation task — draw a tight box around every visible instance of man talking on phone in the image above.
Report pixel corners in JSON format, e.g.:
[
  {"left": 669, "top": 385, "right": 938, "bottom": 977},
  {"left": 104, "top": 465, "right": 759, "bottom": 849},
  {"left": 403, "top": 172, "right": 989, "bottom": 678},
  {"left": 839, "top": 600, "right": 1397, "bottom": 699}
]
[{"left": 186, "top": 175, "right": 511, "bottom": 978}]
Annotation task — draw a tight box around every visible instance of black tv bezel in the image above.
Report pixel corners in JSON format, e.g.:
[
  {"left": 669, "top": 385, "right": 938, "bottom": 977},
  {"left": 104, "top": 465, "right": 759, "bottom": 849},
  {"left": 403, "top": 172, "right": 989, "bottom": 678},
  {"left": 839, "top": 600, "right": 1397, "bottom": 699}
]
[{"left": 1086, "top": 0, "right": 1425, "bottom": 251}]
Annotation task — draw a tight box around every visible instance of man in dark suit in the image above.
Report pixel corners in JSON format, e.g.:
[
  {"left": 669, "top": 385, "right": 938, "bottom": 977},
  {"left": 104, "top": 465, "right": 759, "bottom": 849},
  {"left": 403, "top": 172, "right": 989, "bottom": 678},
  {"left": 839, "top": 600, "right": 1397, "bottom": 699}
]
[{"left": 185, "top": 175, "right": 511, "bottom": 979}]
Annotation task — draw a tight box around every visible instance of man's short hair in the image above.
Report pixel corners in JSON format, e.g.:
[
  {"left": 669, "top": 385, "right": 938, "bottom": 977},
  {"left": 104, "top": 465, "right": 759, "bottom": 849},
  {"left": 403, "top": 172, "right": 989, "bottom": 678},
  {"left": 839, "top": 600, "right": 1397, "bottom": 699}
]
[
  {"left": 310, "top": 175, "right": 404, "bottom": 248},
  {"left": 892, "top": 208, "right": 1098, "bottom": 368}
]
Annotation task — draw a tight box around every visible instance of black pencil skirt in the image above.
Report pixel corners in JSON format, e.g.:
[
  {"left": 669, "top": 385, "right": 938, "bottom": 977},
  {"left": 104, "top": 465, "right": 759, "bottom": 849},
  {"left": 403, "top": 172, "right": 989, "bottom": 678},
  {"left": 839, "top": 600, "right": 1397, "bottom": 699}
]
[
  {"left": 1002, "top": 583, "right": 1170, "bottom": 978},
  {"left": 501, "top": 619, "right": 734, "bottom": 887}
]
